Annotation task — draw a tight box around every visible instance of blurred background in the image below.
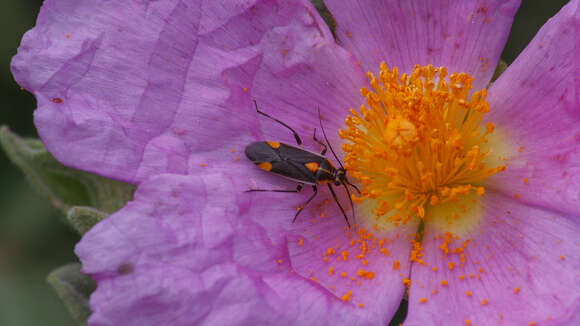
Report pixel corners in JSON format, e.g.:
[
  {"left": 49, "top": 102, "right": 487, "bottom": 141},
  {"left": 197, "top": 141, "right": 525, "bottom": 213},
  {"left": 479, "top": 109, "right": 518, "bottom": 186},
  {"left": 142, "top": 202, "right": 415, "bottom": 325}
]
[{"left": 0, "top": 0, "right": 569, "bottom": 325}]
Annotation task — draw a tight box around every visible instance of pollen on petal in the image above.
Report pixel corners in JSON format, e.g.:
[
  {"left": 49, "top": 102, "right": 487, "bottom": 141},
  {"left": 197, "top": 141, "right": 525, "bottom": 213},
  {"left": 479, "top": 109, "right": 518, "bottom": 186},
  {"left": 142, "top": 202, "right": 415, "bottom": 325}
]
[
  {"left": 356, "top": 269, "right": 375, "bottom": 279},
  {"left": 393, "top": 260, "right": 400, "bottom": 270},
  {"left": 340, "top": 290, "right": 352, "bottom": 301},
  {"left": 448, "top": 262, "right": 455, "bottom": 270}
]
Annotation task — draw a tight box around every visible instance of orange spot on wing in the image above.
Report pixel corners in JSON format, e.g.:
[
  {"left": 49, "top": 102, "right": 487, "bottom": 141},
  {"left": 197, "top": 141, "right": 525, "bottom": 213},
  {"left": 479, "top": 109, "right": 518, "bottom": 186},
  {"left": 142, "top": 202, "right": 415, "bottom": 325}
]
[
  {"left": 267, "top": 141, "right": 280, "bottom": 149},
  {"left": 305, "top": 162, "right": 319, "bottom": 172},
  {"left": 258, "top": 162, "right": 272, "bottom": 171}
]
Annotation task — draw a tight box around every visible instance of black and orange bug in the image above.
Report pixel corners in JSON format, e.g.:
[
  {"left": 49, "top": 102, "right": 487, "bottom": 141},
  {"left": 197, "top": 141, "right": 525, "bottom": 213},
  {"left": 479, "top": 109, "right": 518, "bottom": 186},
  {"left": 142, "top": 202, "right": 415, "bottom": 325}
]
[{"left": 245, "top": 101, "right": 359, "bottom": 227}]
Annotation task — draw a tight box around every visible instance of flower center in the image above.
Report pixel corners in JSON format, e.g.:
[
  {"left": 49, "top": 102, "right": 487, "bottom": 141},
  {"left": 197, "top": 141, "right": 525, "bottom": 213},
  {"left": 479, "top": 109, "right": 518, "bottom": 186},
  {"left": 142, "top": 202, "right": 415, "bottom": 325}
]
[{"left": 339, "top": 64, "right": 505, "bottom": 226}]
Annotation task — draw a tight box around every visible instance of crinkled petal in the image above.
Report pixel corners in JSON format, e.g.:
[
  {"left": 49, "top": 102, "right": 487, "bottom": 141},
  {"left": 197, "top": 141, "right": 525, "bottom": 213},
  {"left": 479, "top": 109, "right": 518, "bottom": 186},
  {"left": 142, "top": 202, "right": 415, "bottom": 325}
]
[
  {"left": 404, "top": 191, "right": 580, "bottom": 326},
  {"left": 324, "top": 0, "right": 520, "bottom": 89},
  {"left": 13, "top": 0, "right": 365, "bottom": 184},
  {"left": 77, "top": 172, "right": 415, "bottom": 325},
  {"left": 486, "top": 0, "right": 580, "bottom": 216}
]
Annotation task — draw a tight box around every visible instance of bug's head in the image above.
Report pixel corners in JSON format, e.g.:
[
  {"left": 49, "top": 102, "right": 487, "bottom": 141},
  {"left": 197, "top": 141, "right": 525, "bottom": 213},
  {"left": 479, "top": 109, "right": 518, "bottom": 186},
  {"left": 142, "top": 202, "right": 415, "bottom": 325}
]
[
  {"left": 334, "top": 168, "right": 347, "bottom": 186},
  {"left": 335, "top": 168, "right": 361, "bottom": 194}
]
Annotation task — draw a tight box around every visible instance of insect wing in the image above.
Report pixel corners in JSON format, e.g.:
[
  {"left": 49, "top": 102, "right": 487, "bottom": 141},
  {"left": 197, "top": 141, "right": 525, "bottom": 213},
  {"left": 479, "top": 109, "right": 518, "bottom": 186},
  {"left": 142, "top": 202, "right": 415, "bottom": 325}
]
[
  {"left": 245, "top": 141, "right": 280, "bottom": 163},
  {"left": 271, "top": 143, "right": 329, "bottom": 183},
  {"left": 245, "top": 142, "right": 326, "bottom": 184}
]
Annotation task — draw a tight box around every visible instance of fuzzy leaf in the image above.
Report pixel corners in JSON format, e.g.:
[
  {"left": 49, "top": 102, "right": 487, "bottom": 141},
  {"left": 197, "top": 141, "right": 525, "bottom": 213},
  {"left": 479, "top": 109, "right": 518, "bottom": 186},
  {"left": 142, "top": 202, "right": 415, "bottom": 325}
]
[
  {"left": 0, "top": 126, "right": 135, "bottom": 217},
  {"left": 67, "top": 206, "right": 108, "bottom": 235},
  {"left": 47, "top": 263, "right": 96, "bottom": 326}
]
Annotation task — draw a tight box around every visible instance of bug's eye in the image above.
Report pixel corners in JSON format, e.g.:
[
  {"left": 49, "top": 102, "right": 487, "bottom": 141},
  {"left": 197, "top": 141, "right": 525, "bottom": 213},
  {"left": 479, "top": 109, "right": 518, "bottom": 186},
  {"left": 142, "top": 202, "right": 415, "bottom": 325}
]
[{"left": 335, "top": 181, "right": 341, "bottom": 186}]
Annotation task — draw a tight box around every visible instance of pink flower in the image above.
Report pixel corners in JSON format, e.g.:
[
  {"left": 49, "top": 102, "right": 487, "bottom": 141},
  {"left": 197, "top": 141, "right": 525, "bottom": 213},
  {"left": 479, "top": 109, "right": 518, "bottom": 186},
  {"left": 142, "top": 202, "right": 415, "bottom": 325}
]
[{"left": 12, "top": 0, "right": 579, "bottom": 325}]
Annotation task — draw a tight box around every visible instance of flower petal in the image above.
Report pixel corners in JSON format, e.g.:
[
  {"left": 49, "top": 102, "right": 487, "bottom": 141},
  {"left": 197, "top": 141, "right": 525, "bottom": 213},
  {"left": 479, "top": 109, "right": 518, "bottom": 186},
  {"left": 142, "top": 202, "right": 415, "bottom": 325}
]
[
  {"left": 13, "top": 0, "right": 365, "bottom": 184},
  {"left": 324, "top": 0, "right": 520, "bottom": 89},
  {"left": 77, "top": 172, "right": 415, "bottom": 325},
  {"left": 285, "top": 201, "right": 418, "bottom": 324},
  {"left": 486, "top": 0, "right": 580, "bottom": 216},
  {"left": 404, "top": 191, "right": 580, "bottom": 326}
]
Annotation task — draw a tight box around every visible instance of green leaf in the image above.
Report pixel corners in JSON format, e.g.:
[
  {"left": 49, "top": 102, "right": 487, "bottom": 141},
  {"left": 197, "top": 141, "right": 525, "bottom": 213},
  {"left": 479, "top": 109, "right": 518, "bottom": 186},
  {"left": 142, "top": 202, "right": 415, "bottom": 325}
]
[
  {"left": 0, "top": 126, "right": 135, "bottom": 219},
  {"left": 47, "top": 263, "right": 96, "bottom": 326},
  {"left": 66, "top": 206, "right": 108, "bottom": 235}
]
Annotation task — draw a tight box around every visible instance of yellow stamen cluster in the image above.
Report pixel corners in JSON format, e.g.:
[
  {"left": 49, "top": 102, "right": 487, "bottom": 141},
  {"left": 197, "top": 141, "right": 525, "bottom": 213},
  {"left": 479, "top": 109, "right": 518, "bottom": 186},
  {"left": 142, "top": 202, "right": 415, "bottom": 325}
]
[{"left": 340, "top": 63, "right": 504, "bottom": 222}]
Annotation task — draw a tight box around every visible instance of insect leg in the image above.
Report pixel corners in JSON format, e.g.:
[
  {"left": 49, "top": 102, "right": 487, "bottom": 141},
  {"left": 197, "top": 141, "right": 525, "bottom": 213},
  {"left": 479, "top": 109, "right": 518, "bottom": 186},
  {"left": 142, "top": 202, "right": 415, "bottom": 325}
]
[
  {"left": 253, "top": 100, "right": 303, "bottom": 145},
  {"left": 292, "top": 185, "right": 318, "bottom": 223},
  {"left": 312, "top": 128, "right": 327, "bottom": 155},
  {"left": 246, "top": 184, "right": 303, "bottom": 193},
  {"left": 327, "top": 184, "right": 351, "bottom": 228}
]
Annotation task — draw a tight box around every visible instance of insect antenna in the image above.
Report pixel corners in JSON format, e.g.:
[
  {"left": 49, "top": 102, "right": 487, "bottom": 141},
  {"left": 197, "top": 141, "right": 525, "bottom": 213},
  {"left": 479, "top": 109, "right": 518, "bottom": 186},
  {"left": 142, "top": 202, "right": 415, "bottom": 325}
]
[
  {"left": 318, "top": 107, "right": 359, "bottom": 227},
  {"left": 317, "top": 107, "right": 345, "bottom": 170},
  {"left": 342, "top": 182, "right": 356, "bottom": 226}
]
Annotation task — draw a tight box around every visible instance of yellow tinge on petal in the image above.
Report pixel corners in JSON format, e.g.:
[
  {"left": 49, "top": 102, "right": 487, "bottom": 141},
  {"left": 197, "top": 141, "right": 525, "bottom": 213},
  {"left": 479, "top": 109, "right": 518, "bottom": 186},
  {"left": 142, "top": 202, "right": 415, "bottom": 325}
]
[{"left": 339, "top": 64, "right": 505, "bottom": 228}]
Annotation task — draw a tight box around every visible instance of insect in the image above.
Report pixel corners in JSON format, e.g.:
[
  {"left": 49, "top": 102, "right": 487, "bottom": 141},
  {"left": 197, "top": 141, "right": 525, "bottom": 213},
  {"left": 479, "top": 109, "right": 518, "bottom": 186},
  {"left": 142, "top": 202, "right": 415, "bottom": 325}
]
[{"left": 245, "top": 101, "right": 359, "bottom": 227}]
